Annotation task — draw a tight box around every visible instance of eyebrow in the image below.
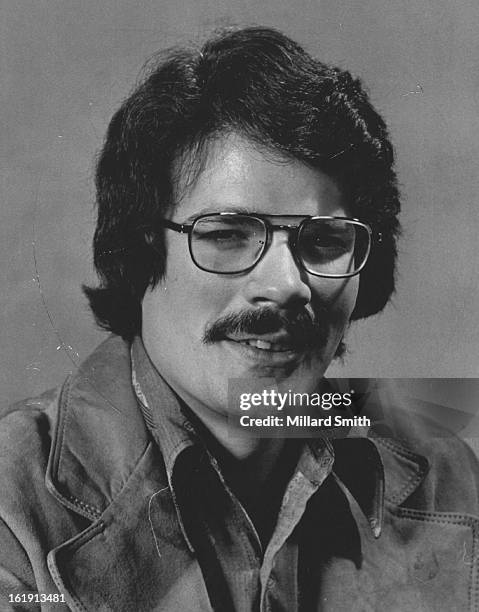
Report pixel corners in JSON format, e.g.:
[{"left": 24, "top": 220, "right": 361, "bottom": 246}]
[{"left": 181, "top": 205, "right": 253, "bottom": 223}]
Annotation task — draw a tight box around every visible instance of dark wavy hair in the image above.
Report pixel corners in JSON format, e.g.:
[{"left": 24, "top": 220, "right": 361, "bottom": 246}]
[{"left": 84, "top": 26, "right": 400, "bottom": 340}]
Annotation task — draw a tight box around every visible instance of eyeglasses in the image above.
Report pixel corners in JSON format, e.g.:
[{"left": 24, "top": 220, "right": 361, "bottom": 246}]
[{"left": 160, "top": 213, "right": 373, "bottom": 278}]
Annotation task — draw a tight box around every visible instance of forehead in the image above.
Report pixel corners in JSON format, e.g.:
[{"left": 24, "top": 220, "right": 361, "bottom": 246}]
[{"left": 173, "top": 133, "right": 348, "bottom": 221}]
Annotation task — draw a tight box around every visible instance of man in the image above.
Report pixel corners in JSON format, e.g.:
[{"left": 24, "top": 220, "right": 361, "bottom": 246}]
[{"left": 1, "top": 26, "right": 478, "bottom": 611}]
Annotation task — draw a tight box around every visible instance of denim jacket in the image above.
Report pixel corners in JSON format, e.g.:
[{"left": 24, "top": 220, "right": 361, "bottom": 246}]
[{"left": 1, "top": 335, "right": 478, "bottom": 611}]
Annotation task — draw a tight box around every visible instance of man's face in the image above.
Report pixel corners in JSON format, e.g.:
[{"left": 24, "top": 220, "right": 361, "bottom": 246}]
[{"left": 142, "top": 134, "right": 359, "bottom": 418}]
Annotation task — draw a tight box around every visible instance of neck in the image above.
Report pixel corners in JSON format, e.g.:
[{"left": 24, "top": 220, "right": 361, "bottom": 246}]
[{"left": 185, "top": 398, "right": 286, "bottom": 474}]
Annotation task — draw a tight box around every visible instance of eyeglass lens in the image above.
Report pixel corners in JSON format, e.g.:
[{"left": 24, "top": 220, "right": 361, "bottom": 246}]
[
  {"left": 190, "top": 214, "right": 369, "bottom": 276},
  {"left": 191, "top": 215, "right": 265, "bottom": 273},
  {"left": 298, "top": 218, "right": 366, "bottom": 276}
]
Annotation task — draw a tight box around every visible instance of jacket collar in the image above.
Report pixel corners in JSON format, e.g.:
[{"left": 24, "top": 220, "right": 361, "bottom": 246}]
[{"left": 348, "top": 380, "right": 431, "bottom": 506}]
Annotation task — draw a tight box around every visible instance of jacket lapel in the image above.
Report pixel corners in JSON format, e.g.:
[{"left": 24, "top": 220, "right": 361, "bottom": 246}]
[{"left": 48, "top": 443, "right": 213, "bottom": 611}]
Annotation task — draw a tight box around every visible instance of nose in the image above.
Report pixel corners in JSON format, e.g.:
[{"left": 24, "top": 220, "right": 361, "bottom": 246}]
[{"left": 243, "top": 232, "right": 312, "bottom": 308}]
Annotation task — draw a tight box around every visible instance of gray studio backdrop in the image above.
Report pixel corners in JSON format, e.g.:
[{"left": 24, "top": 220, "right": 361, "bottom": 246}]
[{"left": 2, "top": 0, "right": 479, "bottom": 407}]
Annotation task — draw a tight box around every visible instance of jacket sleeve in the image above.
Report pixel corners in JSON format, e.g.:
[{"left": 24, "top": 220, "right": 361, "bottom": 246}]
[{"left": 0, "top": 517, "right": 39, "bottom": 611}]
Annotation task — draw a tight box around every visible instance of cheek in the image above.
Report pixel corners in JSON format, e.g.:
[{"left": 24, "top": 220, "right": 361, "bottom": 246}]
[
  {"left": 144, "top": 271, "right": 237, "bottom": 344},
  {"left": 311, "top": 276, "right": 359, "bottom": 319},
  {"left": 343, "top": 276, "right": 360, "bottom": 315},
  {"left": 163, "top": 238, "right": 235, "bottom": 316}
]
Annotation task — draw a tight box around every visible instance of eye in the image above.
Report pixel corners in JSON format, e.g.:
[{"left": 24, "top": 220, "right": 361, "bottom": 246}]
[
  {"left": 305, "top": 233, "right": 349, "bottom": 251},
  {"left": 193, "top": 227, "right": 253, "bottom": 252},
  {"left": 192, "top": 215, "right": 266, "bottom": 252},
  {"left": 299, "top": 230, "right": 354, "bottom": 267},
  {"left": 196, "top": 229, "right": 249, "bottom": 242}
]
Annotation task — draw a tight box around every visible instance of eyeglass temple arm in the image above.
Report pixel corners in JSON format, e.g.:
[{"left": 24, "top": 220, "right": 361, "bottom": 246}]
[{"left": 161, "top": 219, "right": 192, "bottom": 234}]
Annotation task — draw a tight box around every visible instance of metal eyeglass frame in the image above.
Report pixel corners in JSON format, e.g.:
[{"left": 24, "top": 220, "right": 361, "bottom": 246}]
[{"left": 160, "top": 212, "right": 374, "bottom": 278}]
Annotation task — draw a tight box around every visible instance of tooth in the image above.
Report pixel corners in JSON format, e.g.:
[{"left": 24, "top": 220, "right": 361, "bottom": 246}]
[{"left": 255, "top": 340, "right": 272, "bottom": 350}]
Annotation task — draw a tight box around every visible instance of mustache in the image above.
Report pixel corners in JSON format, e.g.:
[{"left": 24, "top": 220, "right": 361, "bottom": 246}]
[{"left": 202, "top": 306, "right": 333, "bottom": 350}]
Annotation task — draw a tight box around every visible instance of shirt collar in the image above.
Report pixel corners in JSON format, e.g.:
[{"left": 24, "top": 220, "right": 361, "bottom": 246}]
[{"left": 130, "top": 335, "right": 385, "bottom": 539}]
